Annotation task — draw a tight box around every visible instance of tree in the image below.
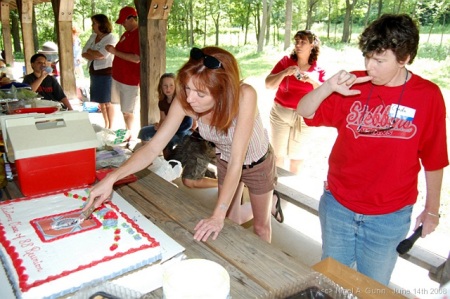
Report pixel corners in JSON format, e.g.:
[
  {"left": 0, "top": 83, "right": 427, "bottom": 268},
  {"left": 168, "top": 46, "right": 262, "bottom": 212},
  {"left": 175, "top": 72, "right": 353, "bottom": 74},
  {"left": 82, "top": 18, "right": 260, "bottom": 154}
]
[
  {"left": 284, "top": 0, "right": 293, "bottom": 50},
  {"left": 342, "top": 0, "right": 358, "bottom": 43},
  {"left": 257, "top": 0, "right": 273, "bottom": 52},
  {"left": 306, "top": 0, "right": 320, "bottom": 30},
  {"left": 363, "top": 0, "right": 372, "bottom": 27}
]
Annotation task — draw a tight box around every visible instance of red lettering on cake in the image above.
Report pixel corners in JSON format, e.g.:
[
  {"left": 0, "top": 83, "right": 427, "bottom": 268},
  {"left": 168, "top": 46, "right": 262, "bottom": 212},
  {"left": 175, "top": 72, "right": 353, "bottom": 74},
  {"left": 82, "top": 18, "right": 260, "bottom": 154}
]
[
  {"left": 24, "top": 246, "right": 43, "bottom": 272},
  {"left": 13, "top": 233, "right": 27, "bottom": 240},
  {"left": 10, "top": 222, "right": 22, "bottom": 234},
  {"left": 1, "top": 206, "right": 14, "bottom": 221},
  {"left": 19, "top": 238, "right": 34, "bottom": 248}
]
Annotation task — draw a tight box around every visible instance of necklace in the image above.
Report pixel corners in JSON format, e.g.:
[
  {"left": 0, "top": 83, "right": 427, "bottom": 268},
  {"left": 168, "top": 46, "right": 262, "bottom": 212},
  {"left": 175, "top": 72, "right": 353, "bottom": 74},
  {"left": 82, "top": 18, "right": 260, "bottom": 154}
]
[{"left": 357, "top": 68, "right": 408, "bottom": 134}]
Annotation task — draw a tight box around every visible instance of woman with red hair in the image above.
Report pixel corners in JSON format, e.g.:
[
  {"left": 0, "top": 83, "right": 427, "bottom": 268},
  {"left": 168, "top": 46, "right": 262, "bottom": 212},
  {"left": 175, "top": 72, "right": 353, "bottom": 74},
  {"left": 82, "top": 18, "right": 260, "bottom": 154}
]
[{"left": 86, "top": 47, "right": 278, "bottom": 243}]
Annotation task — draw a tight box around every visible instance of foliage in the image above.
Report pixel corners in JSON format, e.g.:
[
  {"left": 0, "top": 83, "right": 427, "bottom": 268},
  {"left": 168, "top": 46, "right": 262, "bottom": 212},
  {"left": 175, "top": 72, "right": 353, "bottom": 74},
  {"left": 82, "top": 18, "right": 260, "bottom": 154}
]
[
  {"left": 4, "top": 0, "right": 449, "bottom": 91},
  {"left": 418, "top": 43, "right": 450, "bottom": 61}
]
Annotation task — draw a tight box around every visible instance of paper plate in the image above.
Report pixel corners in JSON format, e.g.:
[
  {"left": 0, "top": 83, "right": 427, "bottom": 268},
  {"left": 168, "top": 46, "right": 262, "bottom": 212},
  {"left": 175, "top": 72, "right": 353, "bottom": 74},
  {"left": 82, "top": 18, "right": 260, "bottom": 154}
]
[
  {"left": 12, "top": 107, "right": 58, "bottom": 114},
  {"left": 163, "top": 259, "right": 230, "bottom": 299}
]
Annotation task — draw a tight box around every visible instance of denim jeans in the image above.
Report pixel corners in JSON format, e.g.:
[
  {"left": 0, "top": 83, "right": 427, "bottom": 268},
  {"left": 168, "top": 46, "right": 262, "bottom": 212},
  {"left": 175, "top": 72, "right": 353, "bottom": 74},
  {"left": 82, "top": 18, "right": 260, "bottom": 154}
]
[
  {"left": 138, "top": 126, "right": 191, "bottom": 148},
  {"left": 319, "top": 189, "right": 412, "bottom": 285}
]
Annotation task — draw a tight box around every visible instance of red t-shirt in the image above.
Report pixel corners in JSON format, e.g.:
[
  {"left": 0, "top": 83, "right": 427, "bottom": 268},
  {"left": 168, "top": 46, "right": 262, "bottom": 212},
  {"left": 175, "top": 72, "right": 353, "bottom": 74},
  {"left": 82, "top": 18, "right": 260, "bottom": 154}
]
[
  {"left": 112, "top": 28, "right": 140, "bottom": 86},
  {"left": 305, "top": 71, "right": 449, "bottom": 214},
  {"left": 270, "top": 56, "right": 326, "bottom": 109}
]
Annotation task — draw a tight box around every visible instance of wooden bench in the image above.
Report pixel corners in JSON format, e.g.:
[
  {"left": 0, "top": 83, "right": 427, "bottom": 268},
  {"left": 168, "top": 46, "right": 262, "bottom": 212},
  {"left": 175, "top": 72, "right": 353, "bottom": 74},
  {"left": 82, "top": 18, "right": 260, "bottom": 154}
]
[{"left": 275, "top": 167, "right": 448, "bottom": 283}]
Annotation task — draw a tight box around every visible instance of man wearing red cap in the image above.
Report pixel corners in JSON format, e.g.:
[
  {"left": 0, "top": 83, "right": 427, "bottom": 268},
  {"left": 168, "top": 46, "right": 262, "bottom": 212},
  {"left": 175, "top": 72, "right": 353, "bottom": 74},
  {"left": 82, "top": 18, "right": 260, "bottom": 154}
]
[{"left": 106, "top": 6, "right": 140, "bottom": 140}]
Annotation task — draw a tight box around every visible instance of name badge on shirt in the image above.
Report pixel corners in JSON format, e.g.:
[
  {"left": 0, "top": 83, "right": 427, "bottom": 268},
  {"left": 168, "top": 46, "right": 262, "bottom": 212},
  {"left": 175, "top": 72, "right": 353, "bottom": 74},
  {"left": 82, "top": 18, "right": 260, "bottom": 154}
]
[{"left": 389, "top": 104, "right": 416, "bottom": 121}]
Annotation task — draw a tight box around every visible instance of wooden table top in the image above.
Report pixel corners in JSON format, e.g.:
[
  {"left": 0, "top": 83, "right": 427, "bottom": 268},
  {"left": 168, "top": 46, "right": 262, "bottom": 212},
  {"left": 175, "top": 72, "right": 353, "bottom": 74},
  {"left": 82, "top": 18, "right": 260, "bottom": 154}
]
[
  {"left": 118, "top": 170, "right": 314, "bottom": 298},
  {"left": 1, "top": 169, "right": 316, "bottom": 298}
]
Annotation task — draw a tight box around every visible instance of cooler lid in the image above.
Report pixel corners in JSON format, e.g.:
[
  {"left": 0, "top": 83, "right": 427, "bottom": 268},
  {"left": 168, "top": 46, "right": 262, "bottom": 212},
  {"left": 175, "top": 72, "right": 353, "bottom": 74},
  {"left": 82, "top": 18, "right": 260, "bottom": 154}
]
[{"left": 4, "top": 111, "right": 99, "bottom": 161}]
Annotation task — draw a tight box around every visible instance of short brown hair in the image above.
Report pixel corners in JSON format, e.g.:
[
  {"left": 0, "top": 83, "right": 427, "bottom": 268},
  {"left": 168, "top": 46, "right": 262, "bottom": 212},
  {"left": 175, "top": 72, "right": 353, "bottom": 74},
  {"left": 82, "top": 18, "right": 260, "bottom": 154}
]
[
  {"left": 91, "top": 14, "right": 112, "bottom": 34},
  {"left": 359, "top": 14, "right": 419, "bottom": 64}
]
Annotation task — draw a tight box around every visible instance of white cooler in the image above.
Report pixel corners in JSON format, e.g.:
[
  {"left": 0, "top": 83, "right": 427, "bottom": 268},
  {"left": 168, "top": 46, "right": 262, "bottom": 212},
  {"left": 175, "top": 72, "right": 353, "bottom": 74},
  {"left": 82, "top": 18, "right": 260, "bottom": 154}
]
[{"left": 0, "top": 111, "right": 99, "bottom": 196}]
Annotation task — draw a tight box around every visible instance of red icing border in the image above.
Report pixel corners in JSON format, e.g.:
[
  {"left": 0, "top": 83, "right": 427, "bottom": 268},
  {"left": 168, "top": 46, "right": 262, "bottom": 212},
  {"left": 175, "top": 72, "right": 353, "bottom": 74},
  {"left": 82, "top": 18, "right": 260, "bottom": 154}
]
[{"left": 0, "top": 190, "right": 161, "bottom": 293}]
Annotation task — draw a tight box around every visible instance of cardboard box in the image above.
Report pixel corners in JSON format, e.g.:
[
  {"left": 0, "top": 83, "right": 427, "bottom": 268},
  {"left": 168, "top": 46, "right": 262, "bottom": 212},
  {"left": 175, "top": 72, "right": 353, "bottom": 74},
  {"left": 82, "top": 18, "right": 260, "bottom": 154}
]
[
  {"left": 1, "top": 111, "right": 99, "bottom": 196},
  {"left": 312, "top": 257, "right": 407, "bottom": 299}
]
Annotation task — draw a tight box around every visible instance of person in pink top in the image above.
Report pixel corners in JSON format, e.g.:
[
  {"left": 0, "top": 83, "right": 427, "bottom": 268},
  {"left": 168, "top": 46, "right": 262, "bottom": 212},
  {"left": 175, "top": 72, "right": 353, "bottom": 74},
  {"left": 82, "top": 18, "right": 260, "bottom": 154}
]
[
  {"left": 86, "top": 47, "right": 279, "bottom": 243},
  {"left": 266, "top": 30, "right": 326, "bottom": 174},
  {"left": 297, "top": 14, "right": 448, "bottom": 285},
  {"left": 106, "top": 6, "right": 140, "bottom": 139}
]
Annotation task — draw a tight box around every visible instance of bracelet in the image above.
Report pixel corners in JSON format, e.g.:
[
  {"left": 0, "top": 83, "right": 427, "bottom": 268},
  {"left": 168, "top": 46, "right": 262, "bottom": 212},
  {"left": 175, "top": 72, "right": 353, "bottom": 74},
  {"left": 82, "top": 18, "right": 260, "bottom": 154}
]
[{"left": 427, "top": 211, "right": 441, "bottom": 218}]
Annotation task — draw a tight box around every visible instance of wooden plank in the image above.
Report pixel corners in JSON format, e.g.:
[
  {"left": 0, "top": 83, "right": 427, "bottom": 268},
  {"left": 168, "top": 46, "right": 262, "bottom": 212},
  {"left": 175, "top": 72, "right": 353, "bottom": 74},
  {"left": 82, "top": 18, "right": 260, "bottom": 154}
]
[
  {"left": 147, "top": 0, "right": 173, "bottom": 20},
  {"left": 56, "top": 0, "right": 76, "bottom": 100},
  {"left": 57, "top": 20, "right": 76, "bottom": 99},
  {"left": 128, "top": 170, "right": 312, "bottom": 298},
  {"left": 18, "top": 0, "right": 34, "bottom": 73},
  {"left": 401, "top": 247, "right": 447, "bottom": 275},
  {"left": 1, "top": 3, "right": 14, "bottom": 66},
  {"left": 117, "top": 185, "right": 270, "bottom": 298},
  {"left": 135, "top": 2, "right": 164, "bottom": 126},
  {"left": 57, "top": 0, "right": 72, "bottom": 21},
  {"left": 276, "top": 167, "right": 319, "bottom": 215},
  {"left": 275, "top": 166, "right": 447, "bottom": 277}
]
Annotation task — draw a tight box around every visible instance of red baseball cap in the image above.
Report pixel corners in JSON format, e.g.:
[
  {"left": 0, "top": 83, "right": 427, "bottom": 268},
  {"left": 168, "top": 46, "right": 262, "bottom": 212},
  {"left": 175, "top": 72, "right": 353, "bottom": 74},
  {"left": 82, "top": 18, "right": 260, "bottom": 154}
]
[{"left": 116, "top": 6, "right": 137, "bottom": 24}]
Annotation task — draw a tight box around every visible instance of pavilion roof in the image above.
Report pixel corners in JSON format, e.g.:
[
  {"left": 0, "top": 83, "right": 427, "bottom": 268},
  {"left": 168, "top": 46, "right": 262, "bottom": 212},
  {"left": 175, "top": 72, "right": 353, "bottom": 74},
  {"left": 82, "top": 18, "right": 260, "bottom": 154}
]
[{"left": 1, "top": 0, "right": 51, "bottom": 10}]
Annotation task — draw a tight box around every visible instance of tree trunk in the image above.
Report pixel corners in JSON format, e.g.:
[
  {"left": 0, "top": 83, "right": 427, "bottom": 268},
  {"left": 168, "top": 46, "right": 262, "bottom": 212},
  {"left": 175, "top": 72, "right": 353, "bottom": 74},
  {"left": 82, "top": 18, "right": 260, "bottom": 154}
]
[
  {"left": 257, "top": 0, "right": 268, "bottom": 52},
  {"left": 326, "top": 0, "right": 331, "bottom": 39},
  {"left": 395, "top": 0, "right": 403, "bottom": 13},
  {"left": 341, "top": 0, "right": 357, "bottom": 43},
  {"left": 427, "top": 23, "right": 434, "bottom": 43},
  {"left": 363, "top": 0, "right": 372, "bottom": 27},
  {"left": 32, "top": 8, "right": 38, "bottom": 52},
  {"left": 284, "top": 0, "right": 293, "bottom": 50},
  {"left": 244, "top": 2, "right": 251, "bottom": 45},
  {"left": 254, "top": 2, "right": 261, "bottom": 43},
  {"left": 214, "top": 12, "right": 220, "bottom": 46},
  {"left": 264, "top": 0, "right": 273, "bottom": 46},
  {"left": 11, "top": 11, "right": 22, "bottom": 53},
  {"left": 203, "top": 0, "right": 207, "bottom": 46},
  {"left": 188, "top": 0, "right": 194, "bottom": 47},
  {"left": 377, "top": 0, "right": 382, "bottom": 17},
  {"left": 305, "top": 0, "right": 320, "bottom": 29}
]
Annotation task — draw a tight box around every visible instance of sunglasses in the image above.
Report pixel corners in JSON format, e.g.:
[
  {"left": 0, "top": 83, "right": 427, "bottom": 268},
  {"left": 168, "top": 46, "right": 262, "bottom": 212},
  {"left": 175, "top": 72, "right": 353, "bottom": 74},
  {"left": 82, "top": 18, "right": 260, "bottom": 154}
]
[{"left": 190, "top": 47, "right": 222, "bottom": 69}]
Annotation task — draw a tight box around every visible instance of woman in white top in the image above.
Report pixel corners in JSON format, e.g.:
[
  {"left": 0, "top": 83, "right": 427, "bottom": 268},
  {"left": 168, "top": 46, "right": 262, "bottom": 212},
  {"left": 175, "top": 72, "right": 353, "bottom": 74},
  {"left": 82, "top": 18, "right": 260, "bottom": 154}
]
[
  {"left": 82, "top": 14, "right": 117, "bottom": 129},
  {"left": 85, "top": 47, "right": 278, "bottom": 243}
]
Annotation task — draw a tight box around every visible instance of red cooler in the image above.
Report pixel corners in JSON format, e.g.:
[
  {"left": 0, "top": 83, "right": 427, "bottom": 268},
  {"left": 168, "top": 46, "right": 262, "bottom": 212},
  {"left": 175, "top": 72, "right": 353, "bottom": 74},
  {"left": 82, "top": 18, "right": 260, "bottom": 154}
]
[{"left": 1, "top": 111, "right": 99, "bottom": 196}]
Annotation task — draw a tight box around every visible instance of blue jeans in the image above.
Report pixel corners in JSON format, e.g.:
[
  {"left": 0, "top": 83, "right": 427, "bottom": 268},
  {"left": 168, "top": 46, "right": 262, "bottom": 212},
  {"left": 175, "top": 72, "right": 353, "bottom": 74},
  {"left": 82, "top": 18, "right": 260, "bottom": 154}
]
[
  {"left": 319, "top": 189, "right": 412, "bottom": 285},
  {"left": 138, "top": 125, "right": 191, "bottom": 152}
]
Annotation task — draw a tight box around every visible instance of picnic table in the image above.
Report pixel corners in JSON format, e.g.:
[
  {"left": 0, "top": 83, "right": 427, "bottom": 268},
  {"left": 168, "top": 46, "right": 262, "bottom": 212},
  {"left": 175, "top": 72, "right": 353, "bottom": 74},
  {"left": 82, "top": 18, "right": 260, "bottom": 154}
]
[{"left": 2, "top": 169, "right": 316, "bottom": 298}]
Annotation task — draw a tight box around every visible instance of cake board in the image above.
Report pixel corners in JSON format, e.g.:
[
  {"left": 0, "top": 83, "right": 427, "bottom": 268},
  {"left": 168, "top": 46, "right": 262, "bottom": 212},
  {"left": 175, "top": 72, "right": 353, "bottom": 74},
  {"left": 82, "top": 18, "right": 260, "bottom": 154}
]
[{"left": 0, "top": 190, "right": 185, "bottom": 298}]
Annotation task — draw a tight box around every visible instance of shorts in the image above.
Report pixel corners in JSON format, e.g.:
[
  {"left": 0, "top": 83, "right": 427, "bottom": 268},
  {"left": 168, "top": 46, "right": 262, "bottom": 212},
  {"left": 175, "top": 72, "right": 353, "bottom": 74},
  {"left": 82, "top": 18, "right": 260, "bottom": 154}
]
[
  {"left": 270, "top": 103, "right": 303, "bottom": 160},
  {"left": 90, "top": 75, "right": 112, "bottom": 104},
  {"left": 111, "top": 78, "right": 139, "bottom": 113},
  {"left": 216, "top": 146, "right": 277, "bottom": 195},
  {"left": 169, "top": 134, "right": 217, "bottom": 180}
]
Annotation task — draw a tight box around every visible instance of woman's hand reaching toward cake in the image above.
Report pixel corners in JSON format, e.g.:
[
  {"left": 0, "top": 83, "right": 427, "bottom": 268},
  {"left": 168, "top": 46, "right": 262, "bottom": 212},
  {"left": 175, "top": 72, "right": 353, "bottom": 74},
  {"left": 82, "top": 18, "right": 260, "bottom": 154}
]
[{"left": 84, "top": 172, "right": 116, "bottom": 212}]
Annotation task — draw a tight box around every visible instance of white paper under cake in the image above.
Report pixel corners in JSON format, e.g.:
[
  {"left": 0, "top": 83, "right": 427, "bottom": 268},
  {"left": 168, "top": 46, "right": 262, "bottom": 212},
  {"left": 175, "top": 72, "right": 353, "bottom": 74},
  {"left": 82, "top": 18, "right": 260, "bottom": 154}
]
[{"left": 0, "top": 188, "right": 162, "bottom": 299}]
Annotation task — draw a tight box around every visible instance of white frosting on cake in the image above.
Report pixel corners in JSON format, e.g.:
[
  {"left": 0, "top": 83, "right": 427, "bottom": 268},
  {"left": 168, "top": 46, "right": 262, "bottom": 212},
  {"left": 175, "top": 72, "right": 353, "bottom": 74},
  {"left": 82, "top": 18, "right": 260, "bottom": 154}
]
[
  {"left": 163, "top": 259, "right": 230, "bottom": 299},
  {"left": 0, "top": 188, "right": 161, "bottom": 299}
]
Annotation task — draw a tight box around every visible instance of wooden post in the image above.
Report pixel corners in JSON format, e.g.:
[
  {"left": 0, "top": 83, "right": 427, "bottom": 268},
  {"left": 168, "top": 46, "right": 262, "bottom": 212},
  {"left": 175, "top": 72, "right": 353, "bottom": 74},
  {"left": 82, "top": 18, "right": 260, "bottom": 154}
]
[
  {"left": 0, "top": 3, "right": 14, "bottom": 66},
  {"left": 135, "top": 0, "right": 173, "bottom": 127},
  {"left": 17, "top": 0, "right": 34, "bottom": 73},
  {"left": 55, "top": 0, "right": 76, "bottom": 100}
]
